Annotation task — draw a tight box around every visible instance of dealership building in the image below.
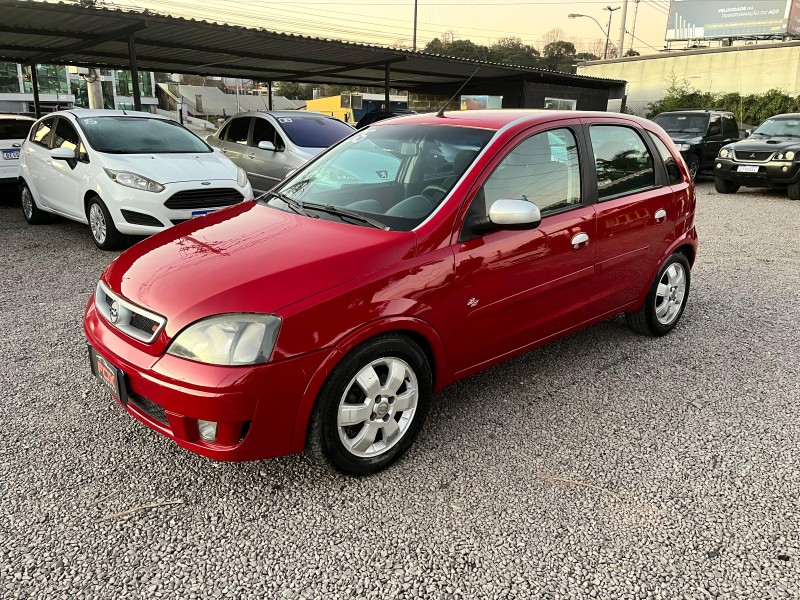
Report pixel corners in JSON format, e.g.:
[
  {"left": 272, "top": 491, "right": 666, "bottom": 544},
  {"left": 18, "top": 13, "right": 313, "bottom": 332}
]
[{"left": 578, "top": 0, "right": 800, "bottom": 114}]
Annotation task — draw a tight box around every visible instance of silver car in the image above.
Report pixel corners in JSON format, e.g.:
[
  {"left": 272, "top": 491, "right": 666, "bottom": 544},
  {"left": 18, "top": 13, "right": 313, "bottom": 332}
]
[
  {"left": 207, "top": 111, "right": 355, "bottom": 195},
  {"left": 1, "top": 114, "right": 35, "bottom": 185}
]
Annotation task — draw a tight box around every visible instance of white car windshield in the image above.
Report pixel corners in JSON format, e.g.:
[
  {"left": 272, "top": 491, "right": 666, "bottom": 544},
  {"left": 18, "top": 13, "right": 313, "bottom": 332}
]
[
  {"left": 751, "top": 118, "right": 800, "bottom": 138},
  {"left": 78, "top": 117, "right": 211, "bottom": 154},
  {"left": 264, "top": 124, "right": 494, "bottom": 231}
]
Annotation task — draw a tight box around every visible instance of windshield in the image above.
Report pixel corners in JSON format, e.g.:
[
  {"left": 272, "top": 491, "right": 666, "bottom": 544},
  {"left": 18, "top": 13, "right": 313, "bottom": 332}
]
[
  {"left": 752, "top": 118, "right": 800, "bottom": 138},
  {"left": 264, "top": 124, "right": 495, "bottom": 231},
  {"left": 77, "top": 117, "right": 211, "bottom": 154},
  {"left": 277, "top": 116, "right": 354, "bottom": 148},
  {"left": 653, "top": 113, "right": 710, "bottom": 134},
  {"left": 0, "top": 119, "right": 33, "bottom": 140}
]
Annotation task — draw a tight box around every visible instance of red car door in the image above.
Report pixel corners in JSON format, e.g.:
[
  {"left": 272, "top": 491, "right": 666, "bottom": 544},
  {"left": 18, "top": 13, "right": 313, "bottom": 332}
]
[
  {"left": 585, "top": 120, "right": 678, "bottom": 316},
  {"left": 447, "top": 123, "right": 596, "bottom": 376}
]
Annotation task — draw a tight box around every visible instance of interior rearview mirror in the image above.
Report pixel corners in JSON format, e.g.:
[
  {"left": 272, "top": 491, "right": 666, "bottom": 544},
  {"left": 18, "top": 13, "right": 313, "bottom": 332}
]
[
  {"left": 258, "top": 140, "right": 277, "bottom": 151},
  {"left": 49, "top": 148, "right": 76, "bottom": 161}
]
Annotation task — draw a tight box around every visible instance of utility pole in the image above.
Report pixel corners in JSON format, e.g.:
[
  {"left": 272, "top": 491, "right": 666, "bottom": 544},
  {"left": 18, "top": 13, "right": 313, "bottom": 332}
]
[
  {"left": 603, "top": 6, "right": 620, "bottom": 59},
  {"left": 617, "top": 0, "right": 629, "bottom": 58},
  {"left": 413, "top": 0, "right": 418, "bottom": 50},
  {"left": 87, "top": 68, "right": 104, "bottom": 109}
]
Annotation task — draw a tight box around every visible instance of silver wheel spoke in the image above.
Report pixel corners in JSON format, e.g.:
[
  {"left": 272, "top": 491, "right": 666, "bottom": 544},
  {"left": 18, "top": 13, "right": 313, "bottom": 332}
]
[
  {"left": 656, "top": 282, "right": 668, "bottom": 298},
  {"left": 382, "top": 418, "right": 400, "bottom": 443},
  {"left": 383, "top": 360, "right": 406, "bottom": 395},
  {"left": 656, "top": 300, "right": 670, "bottom": 318},
  {"left": 338, "top": 403, "right": 372, "bottom": 427},
  {"left": 393, "top": 389, "right": 416, "bottom": 412},
  {"left": 356, "top": 366, "right": 381, "bottom": 399},
  {"left": 350, "top": 422, "right": 380, "bottom": 453}
]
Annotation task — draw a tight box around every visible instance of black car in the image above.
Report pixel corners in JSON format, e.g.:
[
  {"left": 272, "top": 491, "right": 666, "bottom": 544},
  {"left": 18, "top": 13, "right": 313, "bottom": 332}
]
[
  {"left": 355, "top": 108, "right": 417, "bottom": 129},
  {"left": 714, "top": 113, "right": 800, "bottom": 200},
  {"left": 652, "top": 110, "right": 739, "bottom": 179}
]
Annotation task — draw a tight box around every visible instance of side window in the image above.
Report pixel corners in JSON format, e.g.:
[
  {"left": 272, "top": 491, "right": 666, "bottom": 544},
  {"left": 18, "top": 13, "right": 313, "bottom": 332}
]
[
  {"left": 52, "top": 118, "right": 86, "bottom": 161},
  {"left": 590, "top": 125, "right": 655, "bottom": 200},
  {"left": 225, "top": 117, "right": 250, "bottom": 145},
  {"left": 217, "top": 121, "right": 230, "bottom": 140},
  {"left": 468, "top": 127, "right": 581, "bottom": 223},
  {"left": 707, "top": 114, "right": 721, "bottom": 136},
  {"left": 722, "top": 115, "right": 737, "bottom": 138},
  {"left": 31, "top": 117, "right": 55, "bottom": 147},
  {"left": 648, "top": 132, "right": 683, "bottom": 185},
  {"left": 252, "top": 117, "right": 284, "bottom": 150}
]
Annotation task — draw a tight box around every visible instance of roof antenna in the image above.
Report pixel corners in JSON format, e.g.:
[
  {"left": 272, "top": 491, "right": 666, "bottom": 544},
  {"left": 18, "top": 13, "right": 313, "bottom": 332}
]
[{"left": 435, "top": 68, "right": 480, "bottom": 118}]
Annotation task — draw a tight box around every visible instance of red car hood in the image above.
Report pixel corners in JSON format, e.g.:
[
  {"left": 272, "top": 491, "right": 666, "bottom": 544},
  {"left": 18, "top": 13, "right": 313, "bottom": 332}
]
[{"left": 103, "top": 202, "right": 416, "bottom": 337}]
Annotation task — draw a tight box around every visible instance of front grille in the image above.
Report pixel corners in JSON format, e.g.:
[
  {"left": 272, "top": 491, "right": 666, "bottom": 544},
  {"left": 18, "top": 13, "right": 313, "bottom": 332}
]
[
  {"left": 95, "top": 282, "right": 166, "bottom": 344},
  {"left": 127, "top": 390, "right": 169, "bottom": 426},
  {"left": 164, "top": 188, "right": 244, "bottom": 210},
  {"left": 734, "top": 151, "right": 773, "bottom": 162},
  {"left": 121, "top": 209, "right": 164, "bottom": 227},
  {"left": 170, "top": 219, "right": 189, "bottom": 226},
  {"left": 130, "top": 312, "right": 160, "bottom": 336}
]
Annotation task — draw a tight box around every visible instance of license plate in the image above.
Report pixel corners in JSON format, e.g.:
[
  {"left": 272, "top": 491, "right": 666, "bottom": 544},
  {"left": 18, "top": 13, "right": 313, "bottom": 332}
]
[
  {"left": 738, "top": 165, "right": 760, "bottom": 173},
  {"left": 191, "top": 209, "right": 217, "bottom": 218},
  {"left": 2, "top": 149, "right": 19, "bottom": 160},
  {"left": 89, "top": 346, "right": 126, "bottom": 404}
]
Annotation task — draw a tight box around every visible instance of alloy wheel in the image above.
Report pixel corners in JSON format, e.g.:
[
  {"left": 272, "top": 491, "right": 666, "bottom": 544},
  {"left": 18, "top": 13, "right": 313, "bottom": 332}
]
[
  {"left": 21, "top": 187, "right": 33, "bottom": 219},
  {"left": 337, "top": 357, "right": 419, "bottom": 458},
  {"left": 655, "top": 262, "right": 687, "bottom": 325},
  {"left": 89, "top": 203, "right": 107, "bottom": 244}
]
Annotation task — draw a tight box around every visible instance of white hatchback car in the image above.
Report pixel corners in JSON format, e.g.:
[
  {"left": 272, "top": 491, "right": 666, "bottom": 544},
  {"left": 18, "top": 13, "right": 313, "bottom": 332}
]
[
  {"left": 0, "top": 114, "right": 35, "bottom": 184},
  {"left": 19, "top": 110, "right": 253, "bottom": 250}
]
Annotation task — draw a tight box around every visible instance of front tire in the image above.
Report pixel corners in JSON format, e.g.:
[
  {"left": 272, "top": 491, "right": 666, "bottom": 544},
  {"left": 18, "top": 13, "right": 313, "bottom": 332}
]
[
  {"left": 20, "top": 182, "right": 48, "bottom": 224},
  {"left": 626, "top": 252, "right": 691, "bottom": 337},
  {"left": 307, "top": 334, "right": 432, "bottom": 476},
  {"left": 687, "top": 155, "right": 700, "bottom": 180},
  {"left": 715, "top": 176, "right": 739, "bottom": 194},
  {"left": 788, "top": 181, "right": 800, "bottom": 201},
  {"left": 86, "top": 195, "right": 125, "bottom": 251}
]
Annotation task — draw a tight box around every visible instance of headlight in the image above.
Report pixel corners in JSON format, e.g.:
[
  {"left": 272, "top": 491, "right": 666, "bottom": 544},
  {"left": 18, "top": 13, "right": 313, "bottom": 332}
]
[
  {"left": 104, "top": 169, "right": 165, "bottom": 193},
  {"left": 719, "top": 149, "right": 731, "bottom": 158},
  {"left": 237, "top": 167, "right": 249, "bottom": 188},
  {"left": 785, "top": 151, "right": 795, "bottom": 160},
  {"left": 677, "top": 143, "right": 691, "bottom": 151},
  {"left": 167, "top": 314, "right": 281, "bottom": 365}
]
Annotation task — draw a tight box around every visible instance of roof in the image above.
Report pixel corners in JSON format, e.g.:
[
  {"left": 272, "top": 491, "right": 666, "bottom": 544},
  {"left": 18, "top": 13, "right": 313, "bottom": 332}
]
[
  {"left": 156, "top": 84, "right": 304, "bottom": 115},
  {"left": 226, "top": 110, "right": 343, "bottom": 120},
  {"left": 57, "top": 108, "right": 167, "bottom": 119},
  {"left": 0, "top": 0, "right": 626, "bottom": 92}
]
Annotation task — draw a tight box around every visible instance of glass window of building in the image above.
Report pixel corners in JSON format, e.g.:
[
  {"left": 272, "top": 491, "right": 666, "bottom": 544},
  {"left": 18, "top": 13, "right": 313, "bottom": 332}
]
[
  {"left": 0, "top": 62, "right": 20, "bottom": 93},
  {"left": 115, "top": 70, "right": 153, "bottom": 97},
  {"left": 22, "top": 64, "right": 68, "bottom": 95}
]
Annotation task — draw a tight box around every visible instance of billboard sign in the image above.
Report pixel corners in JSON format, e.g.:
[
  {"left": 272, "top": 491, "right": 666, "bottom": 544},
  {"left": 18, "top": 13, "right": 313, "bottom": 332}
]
[
  {"left": 666, "top": 0, "right": 794, "bottom": 40},
  {"left": 790, "top": 0, "right": 800, "bottom": 34}
]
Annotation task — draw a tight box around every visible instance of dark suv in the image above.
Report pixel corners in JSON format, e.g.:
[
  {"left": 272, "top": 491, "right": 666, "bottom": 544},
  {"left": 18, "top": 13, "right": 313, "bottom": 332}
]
[
  {"left": 714, "top": 113, "right": 800, "bottom": 200},
  {"left": 652, "top": 110, "right": 739, "bottom": 179}
]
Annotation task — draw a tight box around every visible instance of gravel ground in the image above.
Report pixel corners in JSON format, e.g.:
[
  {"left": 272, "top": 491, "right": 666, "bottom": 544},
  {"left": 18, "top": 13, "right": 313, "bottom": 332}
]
[{"left": 1, "top": 181, "right": 798, "bottom": 599}]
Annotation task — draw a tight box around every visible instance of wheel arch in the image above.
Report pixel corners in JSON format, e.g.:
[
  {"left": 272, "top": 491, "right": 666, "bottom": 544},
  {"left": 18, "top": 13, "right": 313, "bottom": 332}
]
[
  {"left": 632, "top": 232, "right": 698, "bottom": 310},
  {"left": 288, "top": 316, "right": 447, "bottom": 454}
]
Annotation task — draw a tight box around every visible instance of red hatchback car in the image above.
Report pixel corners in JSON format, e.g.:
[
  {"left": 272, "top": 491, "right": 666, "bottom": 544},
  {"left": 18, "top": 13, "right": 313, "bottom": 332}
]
[{"left": 84, "top": 110, "right": 697, "bottom": 475}]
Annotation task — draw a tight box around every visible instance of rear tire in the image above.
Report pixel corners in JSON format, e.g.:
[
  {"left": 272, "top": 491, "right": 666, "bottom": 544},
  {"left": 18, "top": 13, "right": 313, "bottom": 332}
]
[
  {"left": 306, "top": 334, "right": 432, "bottom": 476},
  {"left": 86, "top": 195, "right": 126, "bottom": 251},
  {"left": 20, "top": 182, "right": 48, "bottom": 224},
  {"left": 626, "top": 252, "right": 691, "bottom": 337},
  {"left": 788, "top": 181, "right": 800, "bottom": 201},
  {"left": 715, "top": 176, "right": 739, "bottom": 194}
]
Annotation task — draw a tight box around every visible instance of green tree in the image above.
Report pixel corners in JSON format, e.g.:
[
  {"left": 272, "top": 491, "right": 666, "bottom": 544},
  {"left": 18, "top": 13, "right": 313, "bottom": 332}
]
[
  {"left": 624, "top": 49, "right": 641, "bottom": 57},
  {"left": 489, "top": 36, "right": 541, "bottom": 67},
  {"left": 276, "top": 81, "right": 312, "bottom": 100},
  {"left": 543, "top": 40, "right": 576, "bottom": 59}
]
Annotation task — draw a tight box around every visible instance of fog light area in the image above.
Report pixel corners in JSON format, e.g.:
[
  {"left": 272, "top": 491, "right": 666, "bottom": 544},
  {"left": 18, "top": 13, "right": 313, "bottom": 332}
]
[{"left": 198, "top": 420, "right": 218, "bottom": 442}]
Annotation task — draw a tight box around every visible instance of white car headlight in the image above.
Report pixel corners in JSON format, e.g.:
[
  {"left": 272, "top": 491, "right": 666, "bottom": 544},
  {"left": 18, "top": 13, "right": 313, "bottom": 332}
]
[
  {"left": 105, "top": 169, "right": 165, "bottom": 193},
  {"left": 719, "top": 149, "right": 731, "bottom": 158},
  {"left": 785, "top": 151, "right": 795, "bottom": 160},
  {"left": 167, "top": 314, "right": 281, "bottom": 366},
  {"left": 677, "top": 143, "right": 691, "bottom": 151},
  {"left": 237, "top": 167, "right": 249, "bottom": 188}
]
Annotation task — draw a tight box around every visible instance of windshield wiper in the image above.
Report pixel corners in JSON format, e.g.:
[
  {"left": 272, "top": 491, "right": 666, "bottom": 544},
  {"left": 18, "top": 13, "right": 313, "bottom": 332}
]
[
  {"left": 302, "top": 202, "right": 390, "bottom": 230},
  {"left": 265, "top": 190, "right": 310, "bottom": 216}
]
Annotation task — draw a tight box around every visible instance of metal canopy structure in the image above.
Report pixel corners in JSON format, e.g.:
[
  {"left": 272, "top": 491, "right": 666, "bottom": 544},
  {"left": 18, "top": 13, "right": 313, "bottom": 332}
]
[{"left": 0, "top": 0, "right": 625, "bottom": 116}]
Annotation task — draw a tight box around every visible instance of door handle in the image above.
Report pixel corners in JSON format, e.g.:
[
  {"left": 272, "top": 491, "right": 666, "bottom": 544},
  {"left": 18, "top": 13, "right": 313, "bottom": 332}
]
[
  {"left": 654, "top": 209, "right": 667, "bottom": 223},
  {"left": 571, "top": 232, "right": 589, "bottom": 249},
  {"left": 12, "top": 143, "right": 20, "bottom": 148},
  {"left": 247, "top": 152, "right": 255, "bottom": 158}
]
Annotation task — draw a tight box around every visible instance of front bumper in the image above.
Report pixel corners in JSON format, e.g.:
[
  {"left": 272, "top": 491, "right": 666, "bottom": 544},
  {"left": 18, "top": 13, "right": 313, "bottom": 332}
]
[
  {"left": 83, "top": 296, "right": 330, "bottom": 461},
  {"left": 715, "top": 159, "right": 800, "bottom": 187}
]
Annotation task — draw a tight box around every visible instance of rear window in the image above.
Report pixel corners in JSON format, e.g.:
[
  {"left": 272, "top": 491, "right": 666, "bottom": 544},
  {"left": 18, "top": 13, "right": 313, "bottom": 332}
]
[
  {"left": 277, "top": 116, "right": 353, "bottom": 148},
  {"left": 77, "top": 117, "right": 210, "bottom": 154},
  {"left": 653, "top": 113, "right": 710, "bottom": 134},
  {"left": 0, "top": 119, "right": 33, "bottom": 140}
]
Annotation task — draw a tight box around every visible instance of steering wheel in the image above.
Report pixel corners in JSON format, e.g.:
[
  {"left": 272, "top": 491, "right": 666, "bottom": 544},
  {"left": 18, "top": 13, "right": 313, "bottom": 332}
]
[{"left": 421, "top": 185, "right": 448, "bottom": 199}]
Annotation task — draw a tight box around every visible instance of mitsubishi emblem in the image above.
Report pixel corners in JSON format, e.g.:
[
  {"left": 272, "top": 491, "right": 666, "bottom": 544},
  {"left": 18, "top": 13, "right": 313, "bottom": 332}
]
[{"left": 749, "top": 153, "right": 755, "bottom": 158}]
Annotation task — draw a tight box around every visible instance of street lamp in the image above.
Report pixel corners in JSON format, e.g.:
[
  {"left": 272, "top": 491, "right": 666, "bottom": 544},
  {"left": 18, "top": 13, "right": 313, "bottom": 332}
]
[{"left": 569, "top": 8, "right": 619, "bottom": 60}]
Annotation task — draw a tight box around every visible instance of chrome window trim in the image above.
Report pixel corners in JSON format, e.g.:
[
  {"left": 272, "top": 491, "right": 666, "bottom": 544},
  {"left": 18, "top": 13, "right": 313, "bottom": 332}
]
[{"left": 96, "top": 281, "right": 166, "bottom": 344}]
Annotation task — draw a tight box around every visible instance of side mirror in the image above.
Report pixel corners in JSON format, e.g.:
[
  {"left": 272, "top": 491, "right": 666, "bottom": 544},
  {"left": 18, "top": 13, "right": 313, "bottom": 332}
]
[
  {"left": 745, "top": 129, "right": 752, "bottom": 138},
  {"left": 488, "top": 199, "right": 542, "bottom": 228},
  {"left": 50, "top": 147, "right": 75, "bottom": 161},
  {"left": 258, "top": 140, "right": 277, "bottom": 151}
]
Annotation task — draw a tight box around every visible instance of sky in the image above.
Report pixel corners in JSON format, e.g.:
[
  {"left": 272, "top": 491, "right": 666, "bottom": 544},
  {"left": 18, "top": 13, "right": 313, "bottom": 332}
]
[{"left": 103, "top": 0, "right": 673, "bottom": 56}]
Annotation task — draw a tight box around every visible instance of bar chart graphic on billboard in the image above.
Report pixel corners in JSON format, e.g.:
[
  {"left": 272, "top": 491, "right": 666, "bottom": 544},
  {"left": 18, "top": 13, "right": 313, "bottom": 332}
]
[{"left": 666, "top": 0, "right": 796, "bottom": 39}]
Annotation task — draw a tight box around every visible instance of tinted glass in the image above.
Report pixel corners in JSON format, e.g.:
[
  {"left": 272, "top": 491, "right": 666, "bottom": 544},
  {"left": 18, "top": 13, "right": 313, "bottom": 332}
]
[
  {"left": 78, "top": 117, "right": 210, "bottom": 154},
  {"left": 653, "top": 113, "right": 709, "bottom": 134},
  {"left": 0, "top": 119, "right": 33, "bottom": 140},
  {"left": 269, "top": 124, "right": 494, "bottom": 231},
  {"left": 32, "top": 118, "right": 55, "bottom": 147},
  {"left": 277, "top": 116, "right": 353, "bottom": 148},
  {"left": 252, "top": 117, "right": 283, "bottom": 149},
  {"left": 752, "top": 117, "right": 800, "bottom": 138},
  {"left": 590, "top": 125, "right": 655, "bottom": 199},
  {"left": 225, "top": 117, "right": 250, "bottom": 144},
  {"left": 479, "top": 128, "right": 581, "bottom": 215},
  {"left": 52, "top": 118, "right": 80, "bottom": 152},
  {"left": 722, "top": 115, "right": 737, "bottom": 137},
  {"left": 648, "top": 132, "right": 683, "bottom": 185},
  {"left": 708, "top": 114, "right": 721, "bottom": 136}
]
